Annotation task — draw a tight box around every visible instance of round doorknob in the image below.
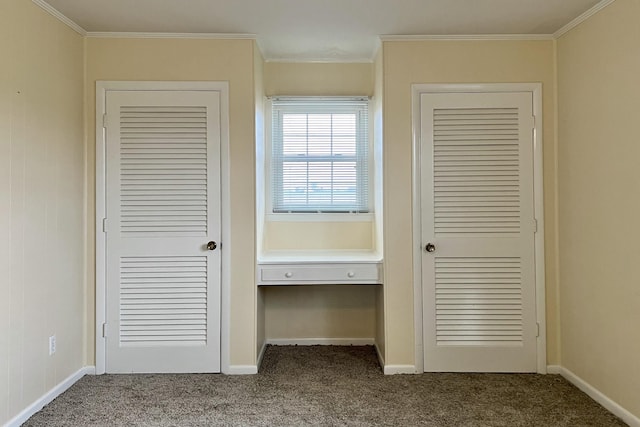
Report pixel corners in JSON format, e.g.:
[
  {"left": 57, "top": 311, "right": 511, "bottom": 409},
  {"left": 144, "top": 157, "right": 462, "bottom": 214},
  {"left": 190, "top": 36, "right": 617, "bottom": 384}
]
[
  {"left": 207, "top": 241, "right": 217, "bottom": 251},
  {"left": 425, "top": 243, "right": 436, "bottom": 253}
]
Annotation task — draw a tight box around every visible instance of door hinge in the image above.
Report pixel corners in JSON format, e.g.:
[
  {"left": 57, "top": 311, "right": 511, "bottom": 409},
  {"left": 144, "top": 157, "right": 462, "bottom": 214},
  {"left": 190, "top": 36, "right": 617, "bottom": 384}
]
[
  {"left": 102, "top": 322, "right": 107, "bottom": 338},
  {"left": 102, "top": 218, "right": 108, "bottom": 233},
  {"left": 532, "top": 115, "right": 536, "bottom": 130},
  {"left": 533, "top": 218, "right": 538, "bottom": 233},
  {"left": 536, "top": 322, "right": 540, "bottom": 337},
  {"left": 102, "top": 113, "right": 108, "bottom": 129}
]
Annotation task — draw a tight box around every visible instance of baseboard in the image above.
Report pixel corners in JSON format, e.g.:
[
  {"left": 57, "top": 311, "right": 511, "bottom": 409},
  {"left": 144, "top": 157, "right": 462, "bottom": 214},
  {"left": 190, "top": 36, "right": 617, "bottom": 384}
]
[
  {"left": 383, "top": 365, "right": 416, "bottom": 375},
  {"left": 266, "top": 338, "right": 375, "bottom": 346},
  {"left": 5, "top": 366, "right": 94, "bottom": 427},
  {"left": 557, "top": 366, "right": 639, "bottom": 427},
  {"left": 546, "top": 365, "right": 562, "bottom": 374},
  {"left": 374, "top": 343, "right": 385, "bottom": 368},
  {"left": 226, "top": 365, "right": 258, "bottom": 375},
  {"left": 257, "top": 341, "right": 267, "bottom": 370}
]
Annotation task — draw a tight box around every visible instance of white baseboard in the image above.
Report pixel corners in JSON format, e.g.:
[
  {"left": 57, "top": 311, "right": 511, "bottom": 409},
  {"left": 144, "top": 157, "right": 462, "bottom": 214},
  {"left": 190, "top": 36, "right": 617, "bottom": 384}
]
[
  {"left": 5, "top": 366, "right": 94, "bottom": 427},
  {"left": 226, "top": 365, "right": 258, "bottom": 375},
  {"left": 555, "top": 366, "right": 639, "bottom": 427},
  {"left": 383, "top": 365, "right": 416, "bottom": 375},
  {"left": 546, "top": 365, "right": 562, "bottom": 374},
  {"left": 374, "top": 343, "right": 385, "bottom": 368},
  {"left": 266, "top": 338, "right": 375, "bottom": 346},
  {"left": 257, "top": 341, "right": 267, "bottom": 369}
]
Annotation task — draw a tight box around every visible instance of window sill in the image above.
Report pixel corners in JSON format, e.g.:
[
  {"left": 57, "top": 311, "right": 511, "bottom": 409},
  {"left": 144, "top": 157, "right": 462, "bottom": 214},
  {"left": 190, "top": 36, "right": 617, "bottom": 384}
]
[
  {"left": 257, "top": 249, "right": 382, "bottom": 264},
  {"left": 266, "top": 212, "right": 374, "bottom": 222}
]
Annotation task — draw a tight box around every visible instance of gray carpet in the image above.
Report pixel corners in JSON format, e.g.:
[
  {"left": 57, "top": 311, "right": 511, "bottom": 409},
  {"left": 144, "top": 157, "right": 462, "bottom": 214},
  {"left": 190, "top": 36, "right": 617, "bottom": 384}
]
[{"left": 25, "top": 346, "right": 625, "bottom": 426}]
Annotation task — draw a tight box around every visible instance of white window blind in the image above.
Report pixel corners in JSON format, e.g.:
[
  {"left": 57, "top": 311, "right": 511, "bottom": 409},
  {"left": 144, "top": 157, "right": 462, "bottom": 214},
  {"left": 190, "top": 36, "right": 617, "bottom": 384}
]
[{"left": 270, "top": 97, "right": 370, "bottom": 213}]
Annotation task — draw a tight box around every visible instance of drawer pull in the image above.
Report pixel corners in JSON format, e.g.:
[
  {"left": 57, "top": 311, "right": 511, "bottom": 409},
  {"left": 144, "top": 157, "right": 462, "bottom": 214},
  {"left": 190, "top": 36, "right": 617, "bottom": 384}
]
[
  {"left": 284, "top": 272, "right": 293, "bottom": 278},
  {"left": 347, "top": 272, "right": 355, "bottom": 278}
]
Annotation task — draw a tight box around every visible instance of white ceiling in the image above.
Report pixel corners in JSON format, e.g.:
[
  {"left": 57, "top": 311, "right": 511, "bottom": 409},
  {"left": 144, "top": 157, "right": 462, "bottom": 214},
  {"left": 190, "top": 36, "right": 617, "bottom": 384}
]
[{"left": 41, "top": 0, "right": 603, "bottom": 61}]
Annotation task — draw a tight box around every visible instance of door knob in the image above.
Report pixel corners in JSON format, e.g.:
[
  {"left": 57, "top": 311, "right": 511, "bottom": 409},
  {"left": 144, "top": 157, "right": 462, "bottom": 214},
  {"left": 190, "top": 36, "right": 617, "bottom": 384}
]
[
  {"left": 425, "top": 243, "right": 436, "bottom": 253},
  {"left": 207, "top": 241, "right": 217, "bottom": 251}
]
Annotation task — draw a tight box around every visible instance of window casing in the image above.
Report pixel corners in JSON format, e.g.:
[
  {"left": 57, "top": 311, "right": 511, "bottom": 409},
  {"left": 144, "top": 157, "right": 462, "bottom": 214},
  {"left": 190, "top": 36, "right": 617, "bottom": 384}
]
[{"left": 269, "top": 97, "right": 371, "bottom": 216}]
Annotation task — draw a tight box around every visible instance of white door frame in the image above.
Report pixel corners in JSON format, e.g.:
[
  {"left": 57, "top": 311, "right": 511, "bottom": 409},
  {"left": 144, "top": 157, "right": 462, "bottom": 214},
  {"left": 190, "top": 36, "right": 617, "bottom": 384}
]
[
  {"left": 95, "top": 81, "right": 231, "bottom": 374},
  {"left": 411, "top": 83, "right": 547, "bottom": 374}
]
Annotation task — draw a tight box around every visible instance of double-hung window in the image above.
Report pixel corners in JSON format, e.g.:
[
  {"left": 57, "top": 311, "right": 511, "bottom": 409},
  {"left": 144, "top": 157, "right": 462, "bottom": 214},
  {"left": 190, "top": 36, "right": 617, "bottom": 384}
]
[{"left": 269, "top": 97, "right": 370, "bottom": 215}]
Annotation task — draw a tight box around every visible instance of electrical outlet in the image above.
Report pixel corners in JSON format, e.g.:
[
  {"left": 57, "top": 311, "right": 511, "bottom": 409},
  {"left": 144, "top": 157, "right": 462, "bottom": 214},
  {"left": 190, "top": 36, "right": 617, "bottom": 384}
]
[{"left": 49, "top": 335, "right": 56, "bottom": 356}]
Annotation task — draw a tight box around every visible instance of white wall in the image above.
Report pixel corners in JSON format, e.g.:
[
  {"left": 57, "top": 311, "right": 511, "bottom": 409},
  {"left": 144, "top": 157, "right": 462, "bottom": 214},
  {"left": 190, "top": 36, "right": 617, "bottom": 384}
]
[{"left": 0, "top": 1, "right": 85, "bottom": 424}]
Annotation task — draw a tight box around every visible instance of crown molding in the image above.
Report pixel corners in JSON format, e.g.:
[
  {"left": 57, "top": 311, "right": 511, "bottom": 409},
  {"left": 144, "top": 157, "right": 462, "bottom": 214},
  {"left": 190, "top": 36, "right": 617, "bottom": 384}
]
[
  {"left": 553, "top": 0, "right": 617, "bottom": 39},
  {"left": 86, "top": 32, "right": 256, "bottom": 40},
  {"left": 30, "top": 0, "right": 618, "bottom": 56},
  {"left": 31, "top": 0, "right": 86, "bottom": 35},
  {"left": 380, "top": 34, "right": 554, "bottom": 42}
]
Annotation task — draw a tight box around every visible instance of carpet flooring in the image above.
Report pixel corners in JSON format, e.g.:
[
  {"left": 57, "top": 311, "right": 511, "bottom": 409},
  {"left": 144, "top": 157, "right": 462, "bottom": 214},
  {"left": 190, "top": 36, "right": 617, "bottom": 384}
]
[{"left": 25, "top": 345, "right": 625, "bottom": 426}]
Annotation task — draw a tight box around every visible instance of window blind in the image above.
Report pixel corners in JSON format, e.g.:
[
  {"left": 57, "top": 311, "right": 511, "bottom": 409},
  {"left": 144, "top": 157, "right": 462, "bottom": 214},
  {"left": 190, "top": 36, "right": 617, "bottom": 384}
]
[{"left": 270, "top": 97, "right": 369, "bottom": 213}]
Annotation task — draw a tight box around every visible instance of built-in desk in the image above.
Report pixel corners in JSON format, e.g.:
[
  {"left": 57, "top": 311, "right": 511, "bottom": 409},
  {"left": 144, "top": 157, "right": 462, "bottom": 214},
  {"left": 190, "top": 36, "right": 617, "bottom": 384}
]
[{"left": 257, "top": 250, "right": 383, "bottom": 286}]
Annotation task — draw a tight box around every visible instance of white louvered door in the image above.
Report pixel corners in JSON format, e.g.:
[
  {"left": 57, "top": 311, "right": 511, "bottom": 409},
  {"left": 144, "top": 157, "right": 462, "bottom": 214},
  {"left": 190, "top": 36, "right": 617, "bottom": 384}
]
[
  {"left": 105, "top": 90, "right": 221, "bottom": 373},
  {"left": 420, "top": 91, "right": 537, "bottom": 372}
]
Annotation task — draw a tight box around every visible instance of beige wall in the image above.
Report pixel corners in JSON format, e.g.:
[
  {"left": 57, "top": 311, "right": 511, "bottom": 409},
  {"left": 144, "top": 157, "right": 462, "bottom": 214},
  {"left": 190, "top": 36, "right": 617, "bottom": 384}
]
[
  {"left": 264, "top": 62, "right": 373, "bottom": 97},
  {"left": 84, "top": 37, "right": 257, "bottom": 366},
  {"left": 557, "top": 0, "right": 640, "bottom": 417},
  {"left": 9, "top": 1, "right": 638, "bottom": 420},
  {"left": 382, "top": 40, "right": 558, "bottom": 365},
  {"left": 0, "top": 1, "right": 85, "bottom": 424},
  {"left": 264, "top": 286, "right": 377, "bottom": 340},
  {"left": 263, "top": 221, "right": 374, "bottom": 251}
]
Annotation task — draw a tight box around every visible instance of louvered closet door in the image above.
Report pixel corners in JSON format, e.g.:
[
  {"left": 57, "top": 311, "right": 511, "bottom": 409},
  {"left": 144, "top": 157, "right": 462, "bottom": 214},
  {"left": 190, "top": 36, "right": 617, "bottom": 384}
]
[
  {"left": 421, "top": 92, "right": 537, "bottom": 372},
  {"left": 105, "top": 90, "right": 221, "bottom": 373}
]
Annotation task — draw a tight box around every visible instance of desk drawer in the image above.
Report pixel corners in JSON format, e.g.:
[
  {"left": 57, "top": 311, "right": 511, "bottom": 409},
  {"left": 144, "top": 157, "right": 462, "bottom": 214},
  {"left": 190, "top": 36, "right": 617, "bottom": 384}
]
[{"left": 259, "top": 263, "right": 381, "bottom": 285}]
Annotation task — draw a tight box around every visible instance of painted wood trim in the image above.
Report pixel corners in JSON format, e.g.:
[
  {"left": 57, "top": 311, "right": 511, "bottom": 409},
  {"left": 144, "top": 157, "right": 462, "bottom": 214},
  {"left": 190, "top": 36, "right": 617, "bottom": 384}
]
[
  {"left": 5, "top": 366, "right": 94, "bottom": 427},
  {"left": 374, "top": 343, "right": 385, "bottom": 368},
  {"left": 227, "top": 365, "right": 259, "bottom": 375},
  {"left": 411, "top": 85, "right": 425, "bottom": 374},
  {"left": 266, "top": 338, "right": 375, "bottom": 346},
  {"left": 263, "top": 57, "right": 374, "bottom": 64},
  {"left": 554, "top": 0, "right": 618, "bottom": 39},
  {"left": 411, "top": 83, "right": 546, "bottom": 374},
  {"left": 31, "top": 0, "right": 87, "bottom": 35},
  {"left": 380, "top": 34, "right": 554, "bottom": 41},
  {"left": 257, "top": 342, "right": 267, "bottom": 369},
  {"left": 30, "top": 0, "right": 616, "bottom": 44},
  {"left": 94, "top": 81, "right": 231, "bottom": 375},
  {"left": 531, "top": 84, "right": 548, "bottom": 374},
  {"left": 546, "top": 365, "right": 562, "bottom": 374},
  {"left": 86, "top": 32, "right": 255, "bottom": 39},
  {"left": 383, "top": 365, "right": 417, "bottom": 375}
]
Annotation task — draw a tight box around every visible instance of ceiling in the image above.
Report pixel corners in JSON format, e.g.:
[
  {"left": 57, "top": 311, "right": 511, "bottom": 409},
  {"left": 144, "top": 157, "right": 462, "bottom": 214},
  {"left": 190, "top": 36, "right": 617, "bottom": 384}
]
[{"left": 41, "top": 0, "right": 603, "bottom": 61}]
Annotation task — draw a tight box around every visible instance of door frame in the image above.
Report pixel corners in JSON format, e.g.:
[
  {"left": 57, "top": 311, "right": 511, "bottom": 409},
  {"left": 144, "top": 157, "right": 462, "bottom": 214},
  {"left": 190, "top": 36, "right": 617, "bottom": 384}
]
[
  {"left": 411, "top": 83, "right": 547, "bottom": 374},
  {"left": 95, "top": 81, "right": 231, "bottom": 374}
]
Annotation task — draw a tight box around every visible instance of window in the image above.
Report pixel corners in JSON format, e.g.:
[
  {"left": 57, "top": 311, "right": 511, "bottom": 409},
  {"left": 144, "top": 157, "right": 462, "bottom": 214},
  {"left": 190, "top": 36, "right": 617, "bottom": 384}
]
[{"left": 269, "top": 97, "right": 370, "bottom": 214}]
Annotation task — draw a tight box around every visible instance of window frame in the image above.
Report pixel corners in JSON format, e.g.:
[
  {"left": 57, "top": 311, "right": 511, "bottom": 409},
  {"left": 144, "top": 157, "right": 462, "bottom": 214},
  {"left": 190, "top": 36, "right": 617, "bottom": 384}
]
[{"left": 265, "top": 97, "right": 374, "bottom": 222}]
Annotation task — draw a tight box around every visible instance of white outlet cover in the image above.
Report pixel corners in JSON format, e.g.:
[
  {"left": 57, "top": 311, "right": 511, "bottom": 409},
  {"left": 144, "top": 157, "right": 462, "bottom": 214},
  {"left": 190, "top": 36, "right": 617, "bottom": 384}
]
[{"left": 49, "top": 335, "right": 56, "bottom": 355}]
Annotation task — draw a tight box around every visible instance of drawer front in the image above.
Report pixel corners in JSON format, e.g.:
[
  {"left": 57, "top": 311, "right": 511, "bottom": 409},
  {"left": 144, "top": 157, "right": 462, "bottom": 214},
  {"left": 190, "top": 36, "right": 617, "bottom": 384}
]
[{"left": 259, "top": 263, "right": 380, "bottom": 284}]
